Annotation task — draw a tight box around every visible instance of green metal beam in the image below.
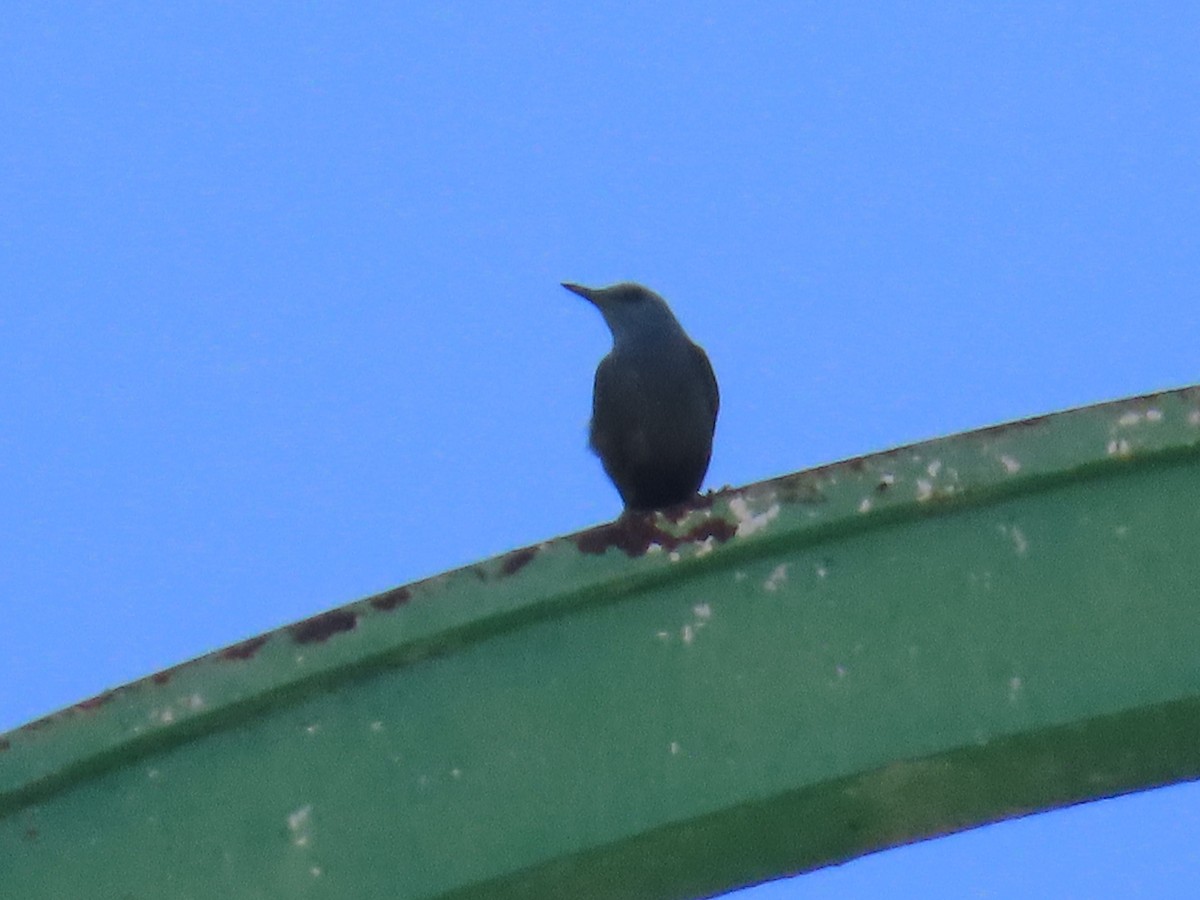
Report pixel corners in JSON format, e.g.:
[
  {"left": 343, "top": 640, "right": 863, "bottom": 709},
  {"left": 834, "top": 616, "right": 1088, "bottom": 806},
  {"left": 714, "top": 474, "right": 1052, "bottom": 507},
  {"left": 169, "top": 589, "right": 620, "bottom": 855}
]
[{"left": 4, "top": 387, "right": 1200, "bottom": 899}]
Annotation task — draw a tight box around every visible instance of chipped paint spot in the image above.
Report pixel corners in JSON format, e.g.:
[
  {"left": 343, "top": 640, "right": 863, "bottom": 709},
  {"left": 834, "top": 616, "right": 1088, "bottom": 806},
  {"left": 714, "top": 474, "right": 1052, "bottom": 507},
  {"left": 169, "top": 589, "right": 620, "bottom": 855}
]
[
  {"left": 669, "top": 741, "right": 681, "bottom": 755},
  {"left": 1117, "top": 411, "right": 1141, "bottom": 427},
  {"left": 763, "top": 564, "right": 789, "bottom": 593},
  {"left": 575, "top": 514, "right": 735, "bottom": 557},
  {"left": 835, "top": 665, "right": 847, "bottom": 678},
  {"left": 656, "top": 630, "right": 670, "bottom": 641},
  {"left": 220, "top": 636, "right": 269, "bottom": 661},
  {"left": 915, "top": 479, "right": 933, "bottom": 501},
  {"left": 876, "top": 473, "right": 895, "bottom": 493},
  {"left": 734, "top": 571, "right": 747, "bottom": 582},
  {"left": 693, "top": 603, "right": 712, "bottom": 620},
  {"left": 695, "top": 536, "right": 716, "bottom": 556},
  {"left": 370, "top": 587, "right": 411, "bottom": 612},
  {"left": 310, "top": 867, "right": 323, "bottom": 878},
  {"left": 451, "top": 768, "right": 462, "bottom": 779},
  {"left": 1000, "top": 524, "right": 1029, "bottom": 556},
  {"left": 1189, "top": 409, "right": 1200, "bottom": 426},
  {"left": 730, "top": 496, "right": 781, "bottom": 537},
  {"left": 500, "top": 546, "right": 538, "bottom": 576},
  {"left": 1146, "top": 408, "right": 1163, "bottom": 422},
  {"left": 858, "top": 497, "right": 872, "bottom": 513},
  {"left": 681, "top": 624, "right": 695, "bottom": 645},
  {"left": 76, "top": 691, "right": 116, "bottom": 712},
  {"left": 290, "top": 609, "right": 358, "bottom": 644},
  {"left": 1000, "top": 455, "right": 1021, "bottom": 474},
  {"left": 1115, "top": 525, "right": 1128, "bottom": 538},
  {"left": 1106, "top": 439, "right": 1132, "bottom": 458},
  {"left": 1008, "top": 676, "right": 1023, "bottom": 702},
  {"left": 147, "top": 768, "right": 161, "bottom": 780},
  {"left": 305, "top": 724, "right": 319, "bottom": 736},
  {"left": 370, "top": 721, "right": 384, "bottom": 732},
  {"left": 668, "top": 550, "right": 682, "bottom": 562},
  {"left": 926, "top": 460, "right": 942, "bottom": 478},
  {"left": 288, "top": 805, "right": 313, "bottom": 847}
]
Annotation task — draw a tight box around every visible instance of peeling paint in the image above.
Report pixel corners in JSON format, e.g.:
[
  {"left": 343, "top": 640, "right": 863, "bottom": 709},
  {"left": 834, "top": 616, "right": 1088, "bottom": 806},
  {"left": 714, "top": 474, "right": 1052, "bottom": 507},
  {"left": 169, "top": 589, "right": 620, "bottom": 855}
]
[
  {"left": 287, "top": 805, "right": 313, "bottom": 847},
  {"left": 1000, "top": 525, "right": 1029, "bottom": 556},
  {"left": 730, "top": 496, "right": 780, "bottom": 537},
  {"left": 763, "top": 564, "right": 789, "bottom": 593},
  {"left": 575, "top": 512, "right": 736, "bottom": 557},
  {"left": 1008, "top": 676, "right": 1024, "bottom": 702}
]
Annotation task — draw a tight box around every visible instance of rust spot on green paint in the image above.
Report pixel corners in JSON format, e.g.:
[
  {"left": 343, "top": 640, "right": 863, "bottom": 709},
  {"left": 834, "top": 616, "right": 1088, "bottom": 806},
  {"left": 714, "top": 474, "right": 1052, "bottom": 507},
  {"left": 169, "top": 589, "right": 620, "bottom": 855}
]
[
  {"left": 221, "top": 636, "right": 270, "bottom": 661},
  {"left": 501, "top": 547, "right": 538, "bottom": 576},
  {"left": 290, "top": 610, "right": 358, "bottom": 644},
  {"left": 76, "top": 691, "right": 116, "bottom": 712},
  {"left": 370, "top": 587, "right": 412, "bottom": 612},
  {"left": 576, "top": 511, "right": 736, "bottom": 557}
]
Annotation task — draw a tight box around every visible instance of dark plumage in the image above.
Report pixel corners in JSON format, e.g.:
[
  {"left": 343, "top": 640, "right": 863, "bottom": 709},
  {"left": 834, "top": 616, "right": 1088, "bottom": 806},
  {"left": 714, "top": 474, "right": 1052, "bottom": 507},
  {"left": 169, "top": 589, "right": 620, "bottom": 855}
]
[{"left": 563, "top": 281, "right": 719, "bottom": 511}]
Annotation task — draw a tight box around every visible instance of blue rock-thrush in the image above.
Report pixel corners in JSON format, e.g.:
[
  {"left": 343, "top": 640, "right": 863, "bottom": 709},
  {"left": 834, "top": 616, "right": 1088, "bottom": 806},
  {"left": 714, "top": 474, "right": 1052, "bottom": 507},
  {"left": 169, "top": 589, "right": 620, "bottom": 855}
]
[{"left": 563, "top": 282, "right": 719, "bottom": 512}]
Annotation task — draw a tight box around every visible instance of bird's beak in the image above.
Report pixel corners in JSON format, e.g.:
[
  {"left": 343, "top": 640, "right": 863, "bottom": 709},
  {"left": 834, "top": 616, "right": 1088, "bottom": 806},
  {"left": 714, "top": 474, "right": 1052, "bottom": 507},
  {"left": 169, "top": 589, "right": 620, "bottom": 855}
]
[{"left": 561, "top": 282, "right": 596, "bottom": 303}]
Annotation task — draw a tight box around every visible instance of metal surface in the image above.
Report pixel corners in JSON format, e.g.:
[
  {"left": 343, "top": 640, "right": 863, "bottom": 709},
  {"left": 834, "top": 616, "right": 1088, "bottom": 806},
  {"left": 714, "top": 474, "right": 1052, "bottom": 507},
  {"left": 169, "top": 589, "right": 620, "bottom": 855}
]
[{"left": 4, "top": 387, "right": 1200, "bottom": 899}]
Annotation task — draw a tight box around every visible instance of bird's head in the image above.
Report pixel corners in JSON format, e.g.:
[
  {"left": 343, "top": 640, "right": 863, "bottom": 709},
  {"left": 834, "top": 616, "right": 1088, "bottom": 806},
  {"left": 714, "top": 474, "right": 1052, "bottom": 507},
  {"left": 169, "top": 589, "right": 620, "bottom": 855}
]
[{"left": 561, "top": 282, "right": 685, "bottom": 346}]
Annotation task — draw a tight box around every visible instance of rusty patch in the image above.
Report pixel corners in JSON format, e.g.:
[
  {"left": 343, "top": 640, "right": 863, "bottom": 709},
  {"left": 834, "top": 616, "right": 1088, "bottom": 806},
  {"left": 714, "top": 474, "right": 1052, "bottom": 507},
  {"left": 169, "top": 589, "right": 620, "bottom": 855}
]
[
  {"left": 776, "top": 477, "right": 828, "bottom": 505},
  {"left": 576, "top": 510, "right": 736, "bottom": 557},
  {"left": 290, "top": 609, "right": 358, "bottom": 644},
  {"left": 76, "top": 690, "right": 117, "bottom": 712},
  {"left": 501, "top": 546, "right": 538, "bottom": 576},
  {"left": 370, "top": 586, "right": 412, "bottom": 612},
  {"left": 152, "top": 671, "right": 172, "bottom": 685},
  {"left": 221, "top": 635, "right": 270, "bottom": 661},
  {"left": 685, "top": 518, "right": 737, "bottom": 544}
]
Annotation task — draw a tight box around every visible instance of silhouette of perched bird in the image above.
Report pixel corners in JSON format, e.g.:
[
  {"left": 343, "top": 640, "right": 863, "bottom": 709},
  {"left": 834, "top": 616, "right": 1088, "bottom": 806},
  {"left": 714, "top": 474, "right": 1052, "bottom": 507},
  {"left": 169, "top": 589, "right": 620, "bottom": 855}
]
[{"left": 563, "top": 282, "right": 719, "bottom": 512}]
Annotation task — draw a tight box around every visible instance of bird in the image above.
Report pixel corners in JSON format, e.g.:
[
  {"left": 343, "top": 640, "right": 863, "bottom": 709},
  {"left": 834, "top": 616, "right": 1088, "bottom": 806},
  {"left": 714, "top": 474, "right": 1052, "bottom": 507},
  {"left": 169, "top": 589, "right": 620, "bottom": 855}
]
[{"left": 563, "top": 281, "right": 719, "bottom": 512}]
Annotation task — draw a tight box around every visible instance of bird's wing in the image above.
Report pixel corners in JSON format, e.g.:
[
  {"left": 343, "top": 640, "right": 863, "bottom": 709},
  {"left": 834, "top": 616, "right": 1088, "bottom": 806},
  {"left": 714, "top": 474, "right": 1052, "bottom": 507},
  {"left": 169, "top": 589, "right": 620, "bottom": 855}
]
[
  {"left": 591, "top": 354, "right": 628, "bottom": 445},
  {"left": 690, "top": 342, "right": 720, "bottom": 421}
]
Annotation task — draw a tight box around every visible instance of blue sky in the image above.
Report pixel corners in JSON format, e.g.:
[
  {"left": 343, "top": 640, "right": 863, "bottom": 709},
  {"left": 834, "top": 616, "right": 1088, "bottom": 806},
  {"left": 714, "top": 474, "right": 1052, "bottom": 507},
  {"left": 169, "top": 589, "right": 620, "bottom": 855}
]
[{"left": 4, "top": 4, "right": 1199, "bottom": 897}]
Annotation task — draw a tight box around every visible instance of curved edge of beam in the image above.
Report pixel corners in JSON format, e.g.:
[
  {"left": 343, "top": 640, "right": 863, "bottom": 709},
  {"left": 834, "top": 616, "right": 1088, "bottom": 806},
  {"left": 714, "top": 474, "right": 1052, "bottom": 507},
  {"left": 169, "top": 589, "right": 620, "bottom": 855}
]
[{"left": 3, "top": 385, "right": 1200, "bottom": 899}]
